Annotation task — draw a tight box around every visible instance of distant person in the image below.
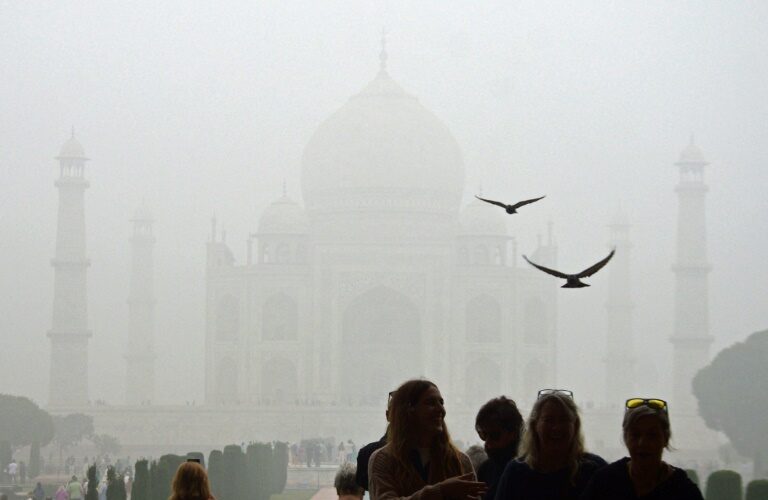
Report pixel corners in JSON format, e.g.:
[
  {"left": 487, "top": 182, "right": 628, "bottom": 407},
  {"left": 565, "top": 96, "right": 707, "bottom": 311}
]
[
  {"left": 32, "top": 482, "right": 46, "bottom": 500},
  {"left": 334, "top": 463, "right": 364, "bottom": 500},
  {"left": 54, "top": 486, "right": 68, "bottom": 500},
  {"left": 169, "top": 461, "right": 215, "bottom": 500},
  {"left": 581, "top": 398, "right": 703, "bottom": 499},
  {"left": 6, "top": 459, "right": 18, "bottom": 484},
  {"left": 67, "top": 475, "right": 83, "bottom": 500},
  {"left": 475, "top": 396, "right": 523, "bottom": 500},
  {"left": 494, "top": 389, "right": 606, "bottom": 500},
  {"left": 368, "top": 379, "right": 487, "bottom": 500},
  {"left": 356, "top": 391, "right": 393, "bottom": 492}
]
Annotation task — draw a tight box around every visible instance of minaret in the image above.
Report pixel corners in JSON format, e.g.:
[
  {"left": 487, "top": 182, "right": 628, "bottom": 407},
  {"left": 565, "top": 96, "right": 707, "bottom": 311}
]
[
  {"left": 604, "top": 210, "right": 635, "bottom": 405},
  {"left": 48, "top": 130, "right": 91, "bottom": 407},
  {"left": 124, "top": 203, "right": 156, "bottom": 405},
  {"left": 670, "top": 137, "right": 713, "bottom": 410}
]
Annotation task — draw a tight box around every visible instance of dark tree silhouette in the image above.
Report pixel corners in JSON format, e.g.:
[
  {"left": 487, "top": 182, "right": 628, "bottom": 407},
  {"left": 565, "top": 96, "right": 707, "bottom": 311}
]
[
  {"left": 207, "top": 450, "right": 224, "bottom": 500},
  {"left": 106, "top": 466, "right": 127, "bottom": 500},
  {"left": 693, "top": 328, "right": 768, "bottom": 476},
  {"left": 0, "top": 394, "right": 55, "bottom": 447},
  {"left": 132, "top": 460, "right": 150, "bottom": 500},
  {"left": 86, "top": 465, "right": 99, "bottom": 500},
  {"left": 53, "top": 414, "right": 94, "bottom": 451},
  {"left": 705, "top": 470, "right": 742, "bottom": 500}
]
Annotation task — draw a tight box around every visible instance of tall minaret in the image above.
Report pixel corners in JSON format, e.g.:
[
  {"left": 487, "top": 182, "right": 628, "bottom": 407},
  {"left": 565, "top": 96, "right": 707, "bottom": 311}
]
[
  {"left": 604, "top": 210, "right": 635, "bottom": 405},
  {"left": 670, "top": 137, "right": 713, "bottom": 410},
  {"left": 124, "top": 204, "right": 156, "bottom": 405},
  {"left": 48, "top": 130, "right": 91, "bottom": 407}
]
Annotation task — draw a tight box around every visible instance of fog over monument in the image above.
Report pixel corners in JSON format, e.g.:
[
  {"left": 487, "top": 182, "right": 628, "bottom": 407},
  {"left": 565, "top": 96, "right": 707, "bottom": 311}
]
[{"left": 1, "top": 0, "right": 768, "bottom": 482}]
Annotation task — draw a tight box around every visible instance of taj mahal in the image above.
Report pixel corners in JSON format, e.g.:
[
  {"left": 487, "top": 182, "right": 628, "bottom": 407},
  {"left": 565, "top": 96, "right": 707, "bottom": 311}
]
[{"left": 44, "top": 52, "right": 722, "bottom": 464}]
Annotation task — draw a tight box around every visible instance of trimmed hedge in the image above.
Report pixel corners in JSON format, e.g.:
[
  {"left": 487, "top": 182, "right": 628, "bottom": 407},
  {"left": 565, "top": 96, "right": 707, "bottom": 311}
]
[{"left": 706, "top": 470, "right": 743, "bottom": 500}]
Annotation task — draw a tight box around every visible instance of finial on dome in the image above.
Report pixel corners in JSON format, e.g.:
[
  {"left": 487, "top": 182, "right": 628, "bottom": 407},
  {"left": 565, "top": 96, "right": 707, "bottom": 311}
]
[{"left": 379, "top": 27, "right": 388, "bottom": 73}]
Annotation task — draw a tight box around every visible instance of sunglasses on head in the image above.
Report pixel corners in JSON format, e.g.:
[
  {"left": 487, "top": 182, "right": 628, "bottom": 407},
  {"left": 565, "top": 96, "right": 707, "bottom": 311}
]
[
  {"left": 625, "top": 398, "right": 668, "bottom": 412},
  {"left": 537, "top": 389, "right": 574, "bottom": 399}
]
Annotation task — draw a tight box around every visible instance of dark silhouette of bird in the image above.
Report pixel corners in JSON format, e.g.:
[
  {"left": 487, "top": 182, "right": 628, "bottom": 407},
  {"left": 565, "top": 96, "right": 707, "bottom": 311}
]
[
  {"left": 523, "top": 249, "right": 615, "bottom": 288},
  {"left": 475, "top": 195, "right": 546, "bottom": 214}
]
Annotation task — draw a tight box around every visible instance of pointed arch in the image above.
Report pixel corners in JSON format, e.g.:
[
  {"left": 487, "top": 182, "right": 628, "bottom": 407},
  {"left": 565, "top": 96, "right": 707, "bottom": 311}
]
[{"left": 341, "top": 286, "right": 422, "bottom": 402}]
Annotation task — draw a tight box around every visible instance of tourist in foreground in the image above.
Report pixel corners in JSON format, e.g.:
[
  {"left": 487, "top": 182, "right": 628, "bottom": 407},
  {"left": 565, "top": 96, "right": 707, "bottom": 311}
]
[
  {"left": 368, "top": 379, "right": 487, "bottom": 499},
  {"left": 494, "top": 389, "right": 606, "bottom": 500},
  {"left": 169, "top": 461, "right": 216, "bottom": 500},
  {"left": 580, "top": 398, "right": 703, "bottom": 499}
]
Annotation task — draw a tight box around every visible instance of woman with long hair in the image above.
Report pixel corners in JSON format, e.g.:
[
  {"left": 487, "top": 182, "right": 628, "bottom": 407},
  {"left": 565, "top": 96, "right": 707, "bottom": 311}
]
[
  {"left": 368, "top": 379, "right": 487, "bottom": 499},
  {"left": 581, "top": 398, "right": 703, "bottom": 499},
  {"left": 169, "top": 462, "right": 215, "bottom": 500},
  {"left": 494, "top": 390, "right": 606, "bottom": 500}
]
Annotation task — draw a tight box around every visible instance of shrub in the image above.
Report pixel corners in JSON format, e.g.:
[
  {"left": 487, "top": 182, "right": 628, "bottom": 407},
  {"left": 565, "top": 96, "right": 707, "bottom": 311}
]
[
  {"left": 706, "top": 470, "right": 743, "bottom": 500},
  {"left": 746, "top": 479, "right": 768, "bottom": 500}
]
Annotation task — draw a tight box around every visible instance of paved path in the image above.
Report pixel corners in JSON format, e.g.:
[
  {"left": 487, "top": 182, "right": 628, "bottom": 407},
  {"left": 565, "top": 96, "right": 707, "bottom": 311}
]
[{"left": 309, "top": 486, "right": 337, "bottom": 500}]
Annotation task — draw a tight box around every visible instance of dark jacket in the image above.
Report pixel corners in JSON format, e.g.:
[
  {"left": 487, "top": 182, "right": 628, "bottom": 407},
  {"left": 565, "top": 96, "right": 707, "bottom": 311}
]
[
  {"left": 355, "top": 435, "right": 387, "bottom": 491},
  {"left": 494, "top": 452, "right": 607, "bottom": 500},
  {"left": 477, "top": 446, "right": 516, "bottom": 500},
  {"left": 580, "top": 457, "right": 703, "bottom": 500}
]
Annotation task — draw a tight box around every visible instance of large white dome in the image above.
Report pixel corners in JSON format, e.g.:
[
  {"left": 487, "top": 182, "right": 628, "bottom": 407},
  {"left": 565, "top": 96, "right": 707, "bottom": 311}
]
[{"left": 301, "top": 69, "right": 465, "bottom": 214}]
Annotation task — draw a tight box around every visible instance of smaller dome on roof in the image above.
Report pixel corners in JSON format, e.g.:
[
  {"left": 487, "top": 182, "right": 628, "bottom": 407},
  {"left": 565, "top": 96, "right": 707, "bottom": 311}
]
[
  {"left": 258, "top": 196, "right": 309, "bottom": 234},
  {"left": 460, "top": 198, "right": 508, "bottom": 236},
  {"left": 677, "top": 137, "right": 707, "bottom": 164},
  {"left": 58, "top": 132, "right": 87, "bottom": 159}
]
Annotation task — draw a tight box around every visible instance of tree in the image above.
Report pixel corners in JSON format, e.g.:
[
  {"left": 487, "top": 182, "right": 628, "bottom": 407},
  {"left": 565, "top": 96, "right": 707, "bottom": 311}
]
[
  {"left": 132, "top": 460, "right": 150, "bottom": 500},
  {"left": 705, "top": 470, "right": 742, "bottom": 500},
  {"left": 271, "top": 442, "right": 289, "bottom": 495},
  {"left": 106, "top": 466, "right": 127, "bottom": 500},
  {"left": 53, "top": 414, "right": 94, "bottom": 451},
  {"left": 29, "top": 441, "right": 41, "bottom": 478},
  {"left": 222, "top": 445, "right": 246, "bottom": 500},
  {"left": 246, "top": 443, "right": 272, "bottom": 500},
  {"left": 91, "top": 434, "right": 121, "bottom": 456},
  {"left": 693, "top": 329, "right": 768, "bottom": 475},
  {"left": 207, "top": 450, "right": 224, "bottom": 500},
  {"left": 0, "top": 394, "right": 55, "bottom": 448},
  {"left": 746, "top": 480, "right": 768, "bottom": 500},
  {"left": 86, "top": 465, "right": 99, "bottom": 500}
]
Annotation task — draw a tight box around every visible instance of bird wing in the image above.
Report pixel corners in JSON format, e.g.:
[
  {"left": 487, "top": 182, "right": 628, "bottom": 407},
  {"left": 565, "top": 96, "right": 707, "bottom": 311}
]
[
  {"left": 475, "top": 195, "right": 509, "bottom": 210},
  {"left": 523, "top": 255, "right": 569, "bottom": 279},
  {"left": 511, "top": 195, "right": 546, "bottom": 210},
  {"left": 576, "top": 249, "right": 616, "bottom": 278}
]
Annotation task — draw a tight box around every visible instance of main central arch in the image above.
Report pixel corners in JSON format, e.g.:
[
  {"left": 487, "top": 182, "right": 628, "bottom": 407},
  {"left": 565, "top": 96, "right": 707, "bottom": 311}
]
[{"left": 341, "top": 286, "right": 423, "bottom": 403}]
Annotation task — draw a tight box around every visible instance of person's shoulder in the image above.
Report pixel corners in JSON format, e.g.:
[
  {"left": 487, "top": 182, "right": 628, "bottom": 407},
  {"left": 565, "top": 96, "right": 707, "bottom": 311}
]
[
  {"left": 667, "top": 466, "right": 704, "bottom": 499},
  {"left": 581, "top": 452, "right": 608, "bottom": 467},
  {"left": 369, "top": 444, "right": 394, "bottom": 465}
]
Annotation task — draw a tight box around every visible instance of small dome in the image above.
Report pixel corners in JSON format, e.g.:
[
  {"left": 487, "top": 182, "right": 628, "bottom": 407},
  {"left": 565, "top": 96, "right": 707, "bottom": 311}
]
[
  {"left": 258, "top": 196, "right": 309, "bottom": 234},
  {"left": 677, "top": 137, "right": 707, "bottom": 164},
  {"left": 460, "top": 198, "right": 508, "bottom": 236},
  {"left": 58, "top": 135, "right": 86, "bottom": 159}
]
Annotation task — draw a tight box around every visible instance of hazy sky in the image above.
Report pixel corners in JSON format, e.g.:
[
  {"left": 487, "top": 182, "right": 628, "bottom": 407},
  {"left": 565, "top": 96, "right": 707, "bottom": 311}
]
[{"left": 1, "top": 1, "right": 767, "bottom": 406}]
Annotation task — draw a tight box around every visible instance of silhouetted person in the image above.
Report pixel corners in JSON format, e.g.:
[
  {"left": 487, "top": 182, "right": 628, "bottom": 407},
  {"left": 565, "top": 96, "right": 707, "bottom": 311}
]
[
  {"left": 368, "top": 379, "right": 487, "bottom": 499},
  {"left": 581, "top": 399, "right": 703, "bottom": 499},
  {"left": 475, "top": 396, "right": 523, "bottom": 500},
  {"left": 334, "top": 463, "right": 364, "bottom": 500},
  {"left": 356, "top": 391, "right": 393, "bottom": 491},
  {"left": 494, "top": 390, "right": 606, "bottom": 500}
]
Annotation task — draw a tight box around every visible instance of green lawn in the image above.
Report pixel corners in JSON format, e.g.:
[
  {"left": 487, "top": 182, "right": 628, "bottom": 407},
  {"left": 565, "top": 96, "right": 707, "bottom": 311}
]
[{"left": 270, "top": 490, "right": 318, "bottom": 500}]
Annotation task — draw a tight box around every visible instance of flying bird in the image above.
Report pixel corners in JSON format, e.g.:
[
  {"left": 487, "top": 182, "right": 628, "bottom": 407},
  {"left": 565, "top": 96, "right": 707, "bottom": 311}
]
[
  {"left": 475, "top": 195, "right": 546, "bottom": 214},
  {"left": 523, "top": 249, "right": 615, "bottom": 288}
]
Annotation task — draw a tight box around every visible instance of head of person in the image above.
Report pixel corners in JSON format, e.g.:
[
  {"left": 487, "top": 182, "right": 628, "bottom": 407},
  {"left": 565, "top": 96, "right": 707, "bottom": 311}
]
[
  {"left": 170, "top": 462, "right": 213, "bottom": 500},
  {"left": 464, "top": 444, "right": 488, "bottom": 472},
  {"left": 71, "top": 476, "right": 78, "bottom": 482},
  {"left": 475, "top": 396, "right": 524, "bottom": 461},
  {"left": 520, "top": 391, "right": 584, "bottom": 471},
  {"left": 388, "top": 379, "right": 462, "bottom": 479},
  {"left": 622, "top": 399, "right": 671, "bottom": 465},
  {"left": 334, "top": 463, "right": 363, "bottom": 500}
]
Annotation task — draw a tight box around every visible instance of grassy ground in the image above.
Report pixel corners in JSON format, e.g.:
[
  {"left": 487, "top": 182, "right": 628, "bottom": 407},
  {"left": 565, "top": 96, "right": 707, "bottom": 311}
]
[{"left": 270, "top": 490, "right": 319, "bottom": 500}]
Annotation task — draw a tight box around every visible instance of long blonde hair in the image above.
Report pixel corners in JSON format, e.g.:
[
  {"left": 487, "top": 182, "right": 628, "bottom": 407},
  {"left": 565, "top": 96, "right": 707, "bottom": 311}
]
[
  {"left": 520, "top": 393, "right": 585, "bottom": 480},
  {"left": 169, "top": 462, "right": 214, "bottom": 500},
  {"left": 387, "top": 379, "right": 464, "bottom": 483}
]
